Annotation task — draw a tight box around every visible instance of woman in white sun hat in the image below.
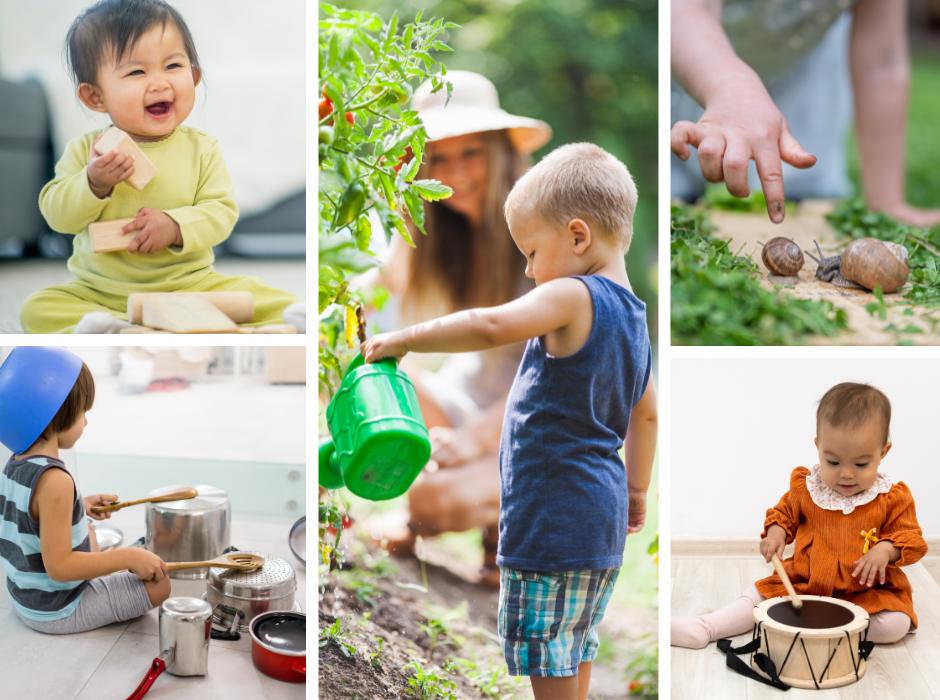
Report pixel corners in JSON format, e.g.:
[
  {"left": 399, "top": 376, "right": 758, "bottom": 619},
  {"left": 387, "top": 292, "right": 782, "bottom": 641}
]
[{"left": 367, "top": 71, "right": 551, "bottom": 588}]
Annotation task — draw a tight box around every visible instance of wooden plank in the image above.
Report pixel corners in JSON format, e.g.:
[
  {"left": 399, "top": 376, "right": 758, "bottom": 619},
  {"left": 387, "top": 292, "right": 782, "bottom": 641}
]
[
  {"left": 88, "top": 218, "right": 134, "bottom": 253},
  {"left": 127, "top": 292, "right": 254, "bottom": 324},
  {"left": 838, "top": 637, "right": 934, "bottom": 700},
  {"left": 118, "top": 327, "right": 171, "bottom": 334},
  {"left": 141, "top": 296, "right": 237, "bottom": 333},
  {"left": 921, "top": 559, "right": 940, "bottom": 589},
  {"left": 672, "top": 559, "right": 748, "bottom": 700},
  {"left": 94, "top": 126, "right": 157, "bottom": 190}
]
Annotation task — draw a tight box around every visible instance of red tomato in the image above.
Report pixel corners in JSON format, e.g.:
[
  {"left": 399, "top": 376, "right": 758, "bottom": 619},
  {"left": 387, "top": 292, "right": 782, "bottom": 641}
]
[{"left": 318, "top": 98, "right": 332, "bottom": 121}]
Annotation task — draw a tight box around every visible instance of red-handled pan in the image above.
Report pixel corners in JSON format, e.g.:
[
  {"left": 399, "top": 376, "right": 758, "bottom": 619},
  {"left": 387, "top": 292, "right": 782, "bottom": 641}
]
[{"left": 249, "top": 611, "right": 306, "bottom": 682}]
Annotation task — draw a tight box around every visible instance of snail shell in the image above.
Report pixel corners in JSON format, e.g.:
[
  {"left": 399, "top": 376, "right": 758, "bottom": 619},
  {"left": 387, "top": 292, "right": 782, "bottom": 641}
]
[
  {"left": 760, "top": 237, "right": 804, "bottom": 277},
  {"left": 840, "top": 238, "right": 909, "bottom": 293}
]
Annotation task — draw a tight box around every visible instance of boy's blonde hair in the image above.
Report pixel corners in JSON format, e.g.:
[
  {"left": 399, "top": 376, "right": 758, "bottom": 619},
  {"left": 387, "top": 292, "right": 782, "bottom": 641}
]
[{"left": 504, "top": 143, "right": 638, "bottom": 250}]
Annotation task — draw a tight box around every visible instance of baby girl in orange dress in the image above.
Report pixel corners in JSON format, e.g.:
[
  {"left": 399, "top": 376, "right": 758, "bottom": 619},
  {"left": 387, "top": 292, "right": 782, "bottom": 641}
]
[{"left": 673, "top": 382, "right": 927, "bottom": 648}]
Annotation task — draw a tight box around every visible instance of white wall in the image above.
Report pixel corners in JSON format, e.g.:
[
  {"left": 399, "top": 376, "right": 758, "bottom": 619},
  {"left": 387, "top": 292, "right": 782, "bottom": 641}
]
[
  {"left": 672, "top": 359, "right": 940, "bottom": 537},
  {"left": 0, "top": 0, "right": 304, "bottom": 215}
]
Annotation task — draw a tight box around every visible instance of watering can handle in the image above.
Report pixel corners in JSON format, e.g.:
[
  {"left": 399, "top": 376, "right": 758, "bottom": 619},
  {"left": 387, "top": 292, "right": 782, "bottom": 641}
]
[{"left": 346, "top": 353, "right": 397, "bottom": 374}]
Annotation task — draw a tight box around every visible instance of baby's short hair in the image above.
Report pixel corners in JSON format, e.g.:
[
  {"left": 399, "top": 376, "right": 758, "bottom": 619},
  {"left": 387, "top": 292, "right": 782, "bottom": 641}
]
[
  {"left": 37, "top": 363, "right": 95, "bottom": 445},
  {"left": 504, "top": 143, "right": 638, "bottom": 250},
  {"left": 66, "top": 0, "right": 200, "bottom": 87},
  {"left": 816, "top": 382, "right": 891, "bottom": 445}
]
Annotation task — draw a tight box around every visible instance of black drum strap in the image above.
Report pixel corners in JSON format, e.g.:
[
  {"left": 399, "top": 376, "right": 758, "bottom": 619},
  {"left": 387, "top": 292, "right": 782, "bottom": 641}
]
[{"left": 717, "top": 635, "right": 792, "bottom": 691}]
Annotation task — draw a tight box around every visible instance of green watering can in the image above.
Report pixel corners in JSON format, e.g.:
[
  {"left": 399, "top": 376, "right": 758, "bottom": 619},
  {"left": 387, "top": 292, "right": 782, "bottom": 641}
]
[{"left": 319, "top": 354, "right": 431, "bottom": 501}]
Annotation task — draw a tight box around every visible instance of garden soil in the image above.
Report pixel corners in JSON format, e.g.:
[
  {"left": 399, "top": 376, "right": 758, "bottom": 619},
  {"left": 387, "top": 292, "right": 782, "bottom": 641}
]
[
  {"left": 707, "top": 200, "right": 940, "bottom": 345},
  {"left": 319, "top": 534, "right": 655, "bottom": 699}
]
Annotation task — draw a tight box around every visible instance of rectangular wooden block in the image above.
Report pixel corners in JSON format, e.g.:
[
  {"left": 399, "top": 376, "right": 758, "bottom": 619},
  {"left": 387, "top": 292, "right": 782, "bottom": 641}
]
[
  {"left": 141, "top": 296, "right": 238, "bottom": 333},
  {"left": 127, "top": 291, "right": 254, "bottom": 325},
  {"left": 94, "top": 126, "right": 157, "bottom": 190},
  {"left": 89, "top": 218, "right": 134, "bottom": 253}
]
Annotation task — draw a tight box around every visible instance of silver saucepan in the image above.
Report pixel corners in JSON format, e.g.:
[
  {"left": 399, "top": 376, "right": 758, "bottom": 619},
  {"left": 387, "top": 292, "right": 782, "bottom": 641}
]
[{"left": 145, "top": 485, "right": 230, "bottom": 580}]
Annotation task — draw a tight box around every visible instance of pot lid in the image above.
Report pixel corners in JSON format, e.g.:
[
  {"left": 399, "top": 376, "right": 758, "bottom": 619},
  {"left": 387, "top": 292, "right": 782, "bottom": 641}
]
[
  {"left": 208, "top": 550, "right": 296, "bottom": 600},
  {"left": 161, "top": 596, "right": 212, "bottom": 622},
  {"left": 145, "top": 484, "right": 229, "bottom": 511}
]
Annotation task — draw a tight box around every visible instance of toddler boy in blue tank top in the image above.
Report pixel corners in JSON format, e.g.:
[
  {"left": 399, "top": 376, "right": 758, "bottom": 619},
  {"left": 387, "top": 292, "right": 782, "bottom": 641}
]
[{"left": 363, "top": 142, "right": 657, "bottom": 700}]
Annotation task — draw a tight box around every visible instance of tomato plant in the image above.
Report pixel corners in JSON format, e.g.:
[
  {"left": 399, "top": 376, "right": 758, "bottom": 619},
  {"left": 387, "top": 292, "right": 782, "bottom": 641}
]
[{"left": 318, "top": 4, "right": 456, "bottom": 398}]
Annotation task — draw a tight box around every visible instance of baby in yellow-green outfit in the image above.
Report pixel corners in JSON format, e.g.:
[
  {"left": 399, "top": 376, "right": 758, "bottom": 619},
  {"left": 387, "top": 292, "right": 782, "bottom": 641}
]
[{"left": 21, "top": 0, "right": 304, "bottom": 334}]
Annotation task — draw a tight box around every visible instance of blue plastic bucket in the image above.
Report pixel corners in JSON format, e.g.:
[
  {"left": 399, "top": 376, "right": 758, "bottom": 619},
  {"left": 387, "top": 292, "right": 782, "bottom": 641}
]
[{"left": 0, "top": 347, "right": 83, "bottom": 454}]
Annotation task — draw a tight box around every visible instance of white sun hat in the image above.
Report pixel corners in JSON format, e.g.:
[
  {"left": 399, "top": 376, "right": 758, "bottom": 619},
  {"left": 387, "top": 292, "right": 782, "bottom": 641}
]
[{"left": 411, "top": 71, "right": 552, "bottom": 154}]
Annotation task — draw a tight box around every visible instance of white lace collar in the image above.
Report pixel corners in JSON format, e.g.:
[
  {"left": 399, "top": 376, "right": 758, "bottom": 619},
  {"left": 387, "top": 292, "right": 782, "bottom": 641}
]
[{"left": 805, "top": 464, "right": 892, "bottom": 514}]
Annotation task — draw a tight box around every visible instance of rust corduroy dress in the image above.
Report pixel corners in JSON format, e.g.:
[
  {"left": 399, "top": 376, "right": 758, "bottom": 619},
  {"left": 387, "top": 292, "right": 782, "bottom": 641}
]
[{"left": 756, "top": 466, "right": 927, "bottom": 626}]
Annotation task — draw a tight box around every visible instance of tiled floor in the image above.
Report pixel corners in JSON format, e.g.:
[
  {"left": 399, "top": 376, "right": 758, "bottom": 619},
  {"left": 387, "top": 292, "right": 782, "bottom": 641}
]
[
  {"left": 0, "top": 257, "right": 306, "bottom": 333},
  {"left": 0, "top": 505, "right": 307, "bottom": 700}
]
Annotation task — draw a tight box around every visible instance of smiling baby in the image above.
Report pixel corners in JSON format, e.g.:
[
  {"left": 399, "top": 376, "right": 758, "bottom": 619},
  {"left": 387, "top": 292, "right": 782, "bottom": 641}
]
[{"left": 21, "top": 0, "right": 304, "bottom": 334}]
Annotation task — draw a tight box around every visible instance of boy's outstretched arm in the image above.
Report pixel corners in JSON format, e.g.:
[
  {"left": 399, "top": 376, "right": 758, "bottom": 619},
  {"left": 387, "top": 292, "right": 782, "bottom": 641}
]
[
  {"left": 361, "top": 277, "right": 589, "bottom": 362},
  {"left": 624, "top": 378, "right": 657, "bottom": 534},
  {"left": 851, "top": 0, "right": 940, "bottom": 227},
  {"left": 671, "top": 0, "right": 816, "bottom": 223}
]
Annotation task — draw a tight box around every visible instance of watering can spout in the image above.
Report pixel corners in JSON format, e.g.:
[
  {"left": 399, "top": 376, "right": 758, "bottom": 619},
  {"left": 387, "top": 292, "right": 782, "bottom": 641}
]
[{"left": 318, "top": 438, "right": 345, "bottom": 489}]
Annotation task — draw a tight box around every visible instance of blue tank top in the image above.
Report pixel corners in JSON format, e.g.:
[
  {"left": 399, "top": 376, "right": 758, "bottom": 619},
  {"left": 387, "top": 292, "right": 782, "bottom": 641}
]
[
  {"left": 0, "top": 455, "right": 91, "bottom": 621},
  {"left": 496, "top": 275, "right": 651, "bottom": 571}
]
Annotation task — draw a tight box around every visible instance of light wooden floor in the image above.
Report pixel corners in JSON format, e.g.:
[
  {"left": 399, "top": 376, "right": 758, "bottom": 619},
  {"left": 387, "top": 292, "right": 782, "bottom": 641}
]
[{"left": 671, "top": 557, "right": 940, "bottom": 700}]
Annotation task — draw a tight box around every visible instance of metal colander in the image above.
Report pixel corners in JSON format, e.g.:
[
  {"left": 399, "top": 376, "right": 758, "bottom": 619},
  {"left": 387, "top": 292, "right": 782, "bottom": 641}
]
[{"left": 206, "top": 550, "right": 297, "bottom": 628}]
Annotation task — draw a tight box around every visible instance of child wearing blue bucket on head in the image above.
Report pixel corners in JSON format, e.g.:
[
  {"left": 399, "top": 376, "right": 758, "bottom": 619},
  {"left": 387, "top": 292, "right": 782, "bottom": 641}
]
[
  {"left": 0, "top": 347, "right": 170, "bottom": 634},
  {"left": 362, "top": 142, "right": 658, "bottom": 700},
  {"left": 20, "top": 0, "right": 304, "bottom": 334}
]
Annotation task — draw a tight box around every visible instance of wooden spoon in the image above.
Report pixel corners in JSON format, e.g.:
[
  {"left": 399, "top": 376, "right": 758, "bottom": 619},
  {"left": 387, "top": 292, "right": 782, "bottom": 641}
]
[
  {"left": 166, "top": 553, "right": 265, "bottom": 572},
  {"left": 771, "top": 552, "right": 802, "bottom": 609},
  {"left": 91, "top": 488, "right": 199, "bottom": 514}
]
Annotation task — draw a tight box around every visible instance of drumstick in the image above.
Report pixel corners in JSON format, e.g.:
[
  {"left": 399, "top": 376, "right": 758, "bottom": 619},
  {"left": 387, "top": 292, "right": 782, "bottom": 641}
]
[{"left": 771, "top": 552, "right": 802, "bottom": 609}]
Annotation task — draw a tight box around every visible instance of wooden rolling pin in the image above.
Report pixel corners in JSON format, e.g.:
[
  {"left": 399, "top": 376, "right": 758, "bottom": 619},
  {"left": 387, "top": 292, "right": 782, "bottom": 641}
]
[
  {"left": 91, "top": 487, "right": 199, "bottom": 514},
  {"left": 771, "top": 552, "right": 802, "bottom": 609},
  {"left": 126, "top": 292, "right": 254, "bottom": 325}
]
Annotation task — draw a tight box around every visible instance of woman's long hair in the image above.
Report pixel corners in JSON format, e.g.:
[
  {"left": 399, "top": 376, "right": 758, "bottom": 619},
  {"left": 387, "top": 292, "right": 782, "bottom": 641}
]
[{"left": 396, "top": 130, "right": 532, "bottom": 324}]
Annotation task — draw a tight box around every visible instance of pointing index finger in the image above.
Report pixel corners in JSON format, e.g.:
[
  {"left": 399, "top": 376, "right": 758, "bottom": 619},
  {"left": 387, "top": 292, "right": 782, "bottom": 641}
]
[{"left": 753, "top": 142, "right": 787, "bottom": 224}]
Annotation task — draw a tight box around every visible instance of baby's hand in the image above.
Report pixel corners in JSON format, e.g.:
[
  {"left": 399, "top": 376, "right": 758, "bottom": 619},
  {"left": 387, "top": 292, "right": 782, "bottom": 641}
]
[
  {"left": 84, "top": 493, "right": 119, "bottom": 521},
  {"left": 87, "top": 135, "right": 135, "bottom": 198},
  {"left": 361, "top": 332, "right": 406, "bottom": 364},
  {"left": 120, "top": 208, "right": 183, "bottom": 254},
  {"left": 671, "top": 75, "right": 817, "bottom": 224},
  {"left": 627, "top": 490, "right": 647, "bottom": 534},
  {"left": 760, "top": 524, "right": 787, "bottom": 563},
  {"left": 853, "top": 541, "right": 898, "bottom": 588}
]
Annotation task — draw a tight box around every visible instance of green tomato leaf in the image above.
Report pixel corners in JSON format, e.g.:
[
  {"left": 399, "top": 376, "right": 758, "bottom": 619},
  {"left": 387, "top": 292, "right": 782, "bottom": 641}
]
[{"left": 411, "top": 179, "right": 452, "bottom": 201}]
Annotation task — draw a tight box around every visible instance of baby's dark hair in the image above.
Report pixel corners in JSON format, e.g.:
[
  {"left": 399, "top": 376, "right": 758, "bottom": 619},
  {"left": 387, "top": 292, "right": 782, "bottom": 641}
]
[
  {"left": 35, "top": 363, "right": 95, "bottom": 445},
  {"left": 65, "top": 0, "right": 200, "bottom": 87},
  {"left": 816, "top": 382, "right": 891, "bottom": 445}
]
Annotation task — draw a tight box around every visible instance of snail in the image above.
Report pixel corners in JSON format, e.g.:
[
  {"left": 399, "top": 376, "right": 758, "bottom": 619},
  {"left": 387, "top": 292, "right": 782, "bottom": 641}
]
[
  {"left": 758, "top": 237, "right": 803, "bottom": 286},
  {"left": 804, "top": 239, "right": 909, "bottom": 293}
]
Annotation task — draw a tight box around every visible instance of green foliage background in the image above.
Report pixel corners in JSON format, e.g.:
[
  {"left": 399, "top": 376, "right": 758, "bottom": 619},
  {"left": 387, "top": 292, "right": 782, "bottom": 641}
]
[{"left": 322, "top": 0, "right": 659, "bottom": 339}]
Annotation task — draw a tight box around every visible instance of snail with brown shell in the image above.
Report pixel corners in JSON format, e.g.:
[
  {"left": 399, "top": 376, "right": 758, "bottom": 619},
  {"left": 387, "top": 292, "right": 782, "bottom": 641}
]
[
  {"left": 758, "top": 237, "right": 803, "bottom": 286},
  {"left": 805, "top": 239, "right": 909, "bottom": 293}
]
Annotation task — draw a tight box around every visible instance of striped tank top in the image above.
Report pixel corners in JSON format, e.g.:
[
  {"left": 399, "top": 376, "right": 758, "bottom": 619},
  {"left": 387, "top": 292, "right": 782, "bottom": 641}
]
[{"left": 0, "top": 455, "right": 90, "bottom": 621}]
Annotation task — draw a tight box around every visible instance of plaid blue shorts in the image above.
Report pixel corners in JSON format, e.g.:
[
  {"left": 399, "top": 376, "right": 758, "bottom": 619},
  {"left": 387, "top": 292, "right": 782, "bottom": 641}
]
[{"left": 498, "top": 566, "right": 621, "bottom": 677}]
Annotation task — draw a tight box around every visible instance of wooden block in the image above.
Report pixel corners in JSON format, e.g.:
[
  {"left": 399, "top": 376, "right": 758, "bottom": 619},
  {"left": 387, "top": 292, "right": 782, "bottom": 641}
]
[
  {"left": 94, "top": 126, "right": 157, "bottom": 190},
  {"left": 141, "top": 296, "right": 238, "bottom": 333},
  {"left": 127, "top": 292, "right": 254, "bottom": 324},
  {"left": 89, "top": 218, "right": 134, "bottom": 253}
]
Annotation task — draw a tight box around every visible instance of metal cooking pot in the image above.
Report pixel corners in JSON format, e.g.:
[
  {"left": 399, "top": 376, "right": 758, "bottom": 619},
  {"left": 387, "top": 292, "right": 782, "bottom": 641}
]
[
  {"left": 145, "top": 485, "right": 230, "bottom": 580},
  {"left": 206, "top": 550, "right": 297, "bottom": 633}
]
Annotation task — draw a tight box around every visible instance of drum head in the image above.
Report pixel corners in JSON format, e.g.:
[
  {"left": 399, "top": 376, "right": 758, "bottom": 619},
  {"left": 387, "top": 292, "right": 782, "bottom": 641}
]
[{"left": 767, "top": 599, "right": 856, "bottom": 629}]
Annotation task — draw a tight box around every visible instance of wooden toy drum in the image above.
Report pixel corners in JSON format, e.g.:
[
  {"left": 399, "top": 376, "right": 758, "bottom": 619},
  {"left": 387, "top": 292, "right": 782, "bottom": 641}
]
[{"left": 751, "top": 596, "right": 870, "bottom": 690}]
